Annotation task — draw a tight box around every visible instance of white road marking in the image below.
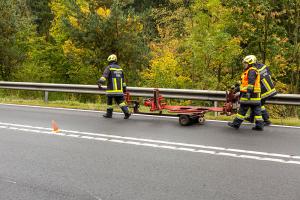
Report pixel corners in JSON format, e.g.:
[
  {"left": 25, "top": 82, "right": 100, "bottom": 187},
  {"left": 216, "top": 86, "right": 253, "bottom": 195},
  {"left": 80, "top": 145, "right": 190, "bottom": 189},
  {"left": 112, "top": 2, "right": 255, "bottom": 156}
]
[
  {"left": 66, "top": 134, "right": 80, "bottom": 138},
  {"left": 125, "top": 141, "right": 141, "bottom": 145},
  {"left": 1, "top": 103, "right": 299, "bottom": 129},
  {"left": 4, "top": 121, "right": 300, "bottom": 161},
  {"left": 40, "top": 131, "right": 53, "bottom": 134},
  {"left": 196, "top": 150, "right": 216, "bottom": 154},
  {"left": 81, "top": 136, "right": 94, "bottom": 140},
  {"left": 1, "top": 121, "right": 300, "bottom": 166},
  {"left": 54, "top": 133, "right": 66, "bottom": 136},
  {"left": 109, "top": 139, "right": 126, "bottom": 143},
  {"left": 217, "top": 152, "right": 237, "bottom": 157},
  {"left": 94, "top": 137, "right": 108, "bottom": 141},
  {"left": 141, "top": 143, "right": 159, "bottom": 147},
  {"left": 1, "top": 121, "right": 300, "bottom": 160},
  {"left": 239, "top": 155, "right": 264, "bottom": 160},
  {"left": 160, "top": 145, "right": 177, "bottom": 150},
  {"left": 1, "top": 179, "right": 17, "bottom": 184},
  {"left": 177, "top": 147, "right": 196, "bottom": 152},
  {"left": 287, "top": 160, "right": 300, "bottom": 164}
]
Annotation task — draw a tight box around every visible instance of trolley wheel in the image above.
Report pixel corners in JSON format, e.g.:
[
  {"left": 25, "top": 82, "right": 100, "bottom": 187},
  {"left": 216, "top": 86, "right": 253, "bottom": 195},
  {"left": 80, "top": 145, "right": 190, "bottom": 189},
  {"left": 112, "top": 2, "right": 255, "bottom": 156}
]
[
  {"left": 198, "top": 117, "right": 205, "bottom": 125},
  {"left": 190, "top": 116, "right": 200, "bottom": 124},
  {"left": 179, "top": 115, "right": 191, "bottom": 126}
]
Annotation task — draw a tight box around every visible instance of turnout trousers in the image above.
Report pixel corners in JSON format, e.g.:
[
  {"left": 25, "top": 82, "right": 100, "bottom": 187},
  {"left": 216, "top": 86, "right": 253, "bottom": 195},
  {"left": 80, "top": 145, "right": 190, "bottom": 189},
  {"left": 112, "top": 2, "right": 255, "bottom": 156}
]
[{"left": 232, "top": 103, "right": 264, "bottom": 129}]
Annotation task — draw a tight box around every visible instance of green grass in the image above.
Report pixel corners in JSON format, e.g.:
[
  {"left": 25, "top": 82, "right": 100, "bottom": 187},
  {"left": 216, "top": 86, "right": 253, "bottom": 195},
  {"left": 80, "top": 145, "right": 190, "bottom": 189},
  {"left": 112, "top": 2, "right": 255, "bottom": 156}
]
[{"left": 0, "top": 97, "right": 299, "bottom": 127}]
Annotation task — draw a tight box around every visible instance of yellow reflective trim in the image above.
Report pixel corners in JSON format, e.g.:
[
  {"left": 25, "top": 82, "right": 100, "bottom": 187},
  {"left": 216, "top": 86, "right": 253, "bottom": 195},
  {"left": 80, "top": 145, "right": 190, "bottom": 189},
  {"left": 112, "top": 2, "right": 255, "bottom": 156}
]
[
  {"left": 263, "top": 78, "right": 272, "bottom": 91},
  {"left": 250, "top": 98, "right": 261, "bottom": 100},
  {"left": 119, "top": 102, "right": 126, "bottom": 107},
  {"left": 255, "top": 116, "right": 263, "bottom": 122},
  {"left": 106, "top": 90, "right": 123, "bottom": 93},
  {"left": 240, "top": 86, "right": 248, "bottom": 92},
  {"left": 113, "top": 78, "right": 117, "bottom": 90},
  {"left": 236, "top": 114, "right": 245, "bottom": 120},
  {"left": 261, "top": 88, "right": 276, "bottom": 98},
  {"left": 240, "top": 98, "right": 261, "bottom": 101},
  {"left": 261, "top": 106, "right": 266, "bottom": 110},
  {"left": 258, "top": 65, "right": 267, "bottom": 72},
  {"left": 249, "top": 67, "right": 258, "bottom": 71},
  {"left": 254, "top": 88, "right": 261, "bottom": 93},
  {"left": 110, "top": 68, "right": 123, "bottom": 71}
]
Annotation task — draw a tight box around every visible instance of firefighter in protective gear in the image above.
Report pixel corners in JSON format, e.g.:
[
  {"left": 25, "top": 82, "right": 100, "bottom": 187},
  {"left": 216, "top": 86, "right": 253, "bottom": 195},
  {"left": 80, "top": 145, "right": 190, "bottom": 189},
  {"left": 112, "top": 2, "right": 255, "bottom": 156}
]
[
  {"left": 228, "top": 55, "right": 264, "bottom": 131},
  {"left": 98, "top": 54, "right": 131, "bottom": 119},
  {"left": 244, "top": 61, "right": 277, "bottom": 126}
]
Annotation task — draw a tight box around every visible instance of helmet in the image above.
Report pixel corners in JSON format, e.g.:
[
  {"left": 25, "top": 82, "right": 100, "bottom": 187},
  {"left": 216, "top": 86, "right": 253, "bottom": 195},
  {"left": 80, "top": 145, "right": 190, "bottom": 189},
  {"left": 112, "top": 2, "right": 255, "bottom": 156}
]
[
  {"left": 107, "top": 54, "right": 117, "bottom": 62},
  {"left": 243, "top": 55, "right": 257, "bottom": 65}
]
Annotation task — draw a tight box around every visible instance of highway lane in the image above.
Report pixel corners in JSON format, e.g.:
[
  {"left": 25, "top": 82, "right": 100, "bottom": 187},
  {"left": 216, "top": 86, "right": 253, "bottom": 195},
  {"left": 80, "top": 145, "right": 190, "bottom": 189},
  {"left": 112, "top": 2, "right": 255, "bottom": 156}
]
[{"left": 0, "top": 104, "right": 299, "bottom": 200}]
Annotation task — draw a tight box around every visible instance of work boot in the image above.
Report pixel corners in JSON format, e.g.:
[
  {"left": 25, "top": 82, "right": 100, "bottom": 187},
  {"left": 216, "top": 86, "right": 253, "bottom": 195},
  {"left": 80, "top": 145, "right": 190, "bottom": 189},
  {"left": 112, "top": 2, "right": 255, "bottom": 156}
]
[
  {"left": 124, "top": 113, "right": 131, "bottom": 119},
  {"left": 121, "top": 106, "right": 131, "bottom": 119},
  {"left": 264, "top": 120, "right": 271, "bottom": 126},
  {"left": 227, "top": 122, "right": 240, "bottom": 129},
  {"left": 262, "top": 109, "right": 270, "bottom": 122},
  {"left": 252, "top": 119, "right": 264, "bottom": 131},
  {"left": 252, "top": 126, "right": 263, "bottom": 131},
  {"left": 244, "top": 116, "right": 254, "bottom": 123},
  {"left": 103, "top": 108, "right": 113, "bottom": 118}
]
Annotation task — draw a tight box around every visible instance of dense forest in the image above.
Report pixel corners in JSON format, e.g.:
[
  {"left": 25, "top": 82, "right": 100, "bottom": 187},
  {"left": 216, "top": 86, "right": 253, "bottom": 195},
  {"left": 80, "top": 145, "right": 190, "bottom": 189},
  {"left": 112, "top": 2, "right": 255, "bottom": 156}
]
[{"left": 0, "top": 0, "right": 299, "bottom": 94}]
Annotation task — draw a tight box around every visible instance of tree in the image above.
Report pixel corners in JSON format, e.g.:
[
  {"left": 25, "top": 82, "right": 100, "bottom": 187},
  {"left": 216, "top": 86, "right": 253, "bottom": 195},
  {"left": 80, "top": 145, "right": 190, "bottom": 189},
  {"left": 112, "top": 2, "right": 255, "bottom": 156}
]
[
  {"left": 50, "top": 0, "right": 149, "bottom": 85},
  {"left": 27, "top": 0, "right": 54, "bottom": 39},
  {"left": 187, "top": 0, "right": 242, "bottom": 90},
  {"left": 283, "top": 0, "right": 300, "bottom": 93},
  {"left": 139, "top": 0, "right": 194, "bottom": 88},
  {"left": 224, "top": 0, "right": 300, "bottom": 93},
  {"left": 141, "top": 41, "right": 192, "bottom": 88},
  {"left": 0, "top": 0, "right": 33, "bottom": 80}
]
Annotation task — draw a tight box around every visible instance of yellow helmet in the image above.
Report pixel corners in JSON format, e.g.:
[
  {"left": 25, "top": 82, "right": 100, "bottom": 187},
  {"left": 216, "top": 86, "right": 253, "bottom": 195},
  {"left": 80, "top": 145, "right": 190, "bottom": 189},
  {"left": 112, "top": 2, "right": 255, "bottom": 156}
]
[
  {"left": 243, "top": 55, "right": 257, "bottom": 65},
  {"left": 107, "top": 54, "right": 117, "bottom": 62}
]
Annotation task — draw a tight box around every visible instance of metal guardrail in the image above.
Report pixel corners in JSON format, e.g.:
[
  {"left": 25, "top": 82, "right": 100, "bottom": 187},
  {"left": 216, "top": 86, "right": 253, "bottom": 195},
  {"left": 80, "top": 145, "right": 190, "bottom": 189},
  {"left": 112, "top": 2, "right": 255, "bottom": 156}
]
[{"left": 0, "top": 81, "right": 299, "bottom": 106}]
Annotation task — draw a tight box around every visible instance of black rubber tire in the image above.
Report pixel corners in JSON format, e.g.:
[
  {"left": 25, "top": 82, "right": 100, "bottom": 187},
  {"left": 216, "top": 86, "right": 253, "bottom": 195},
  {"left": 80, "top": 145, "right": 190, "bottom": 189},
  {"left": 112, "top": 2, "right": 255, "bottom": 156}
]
[
  {"left": 198, "top": 117, "right": 205, "bottom": 125},
  {"left": 179, "top": 115, "right": 191, "bottom": 126},
  {"left": 190, "top": 116, "right": 199, "bottom": 124}
]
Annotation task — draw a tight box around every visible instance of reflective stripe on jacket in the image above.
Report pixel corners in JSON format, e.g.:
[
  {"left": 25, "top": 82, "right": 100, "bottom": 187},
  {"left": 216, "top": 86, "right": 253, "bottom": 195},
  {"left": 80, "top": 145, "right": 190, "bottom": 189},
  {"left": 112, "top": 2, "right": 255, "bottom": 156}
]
[
  {"left": 101, "top": 62, "right": 126, "bottom": 96},
  {"left": 240, "top": 67, "right": 261, "bottom": 93},
  {"left": 240, "top": 67, "right": 261, "bottom": 105},
  {"left": 256, "top": 63, "right": 277, "bottom": 99}
]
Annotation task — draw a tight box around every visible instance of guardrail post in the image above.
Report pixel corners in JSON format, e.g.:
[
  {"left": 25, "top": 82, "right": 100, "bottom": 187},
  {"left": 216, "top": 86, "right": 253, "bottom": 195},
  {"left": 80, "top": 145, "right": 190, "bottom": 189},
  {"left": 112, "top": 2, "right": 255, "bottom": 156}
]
[
  {"left": 44, "top": 91, "right": 49, "bottom": 103},
  {"left": 214, "top": 101, "right": 218, "bottom": 117}
]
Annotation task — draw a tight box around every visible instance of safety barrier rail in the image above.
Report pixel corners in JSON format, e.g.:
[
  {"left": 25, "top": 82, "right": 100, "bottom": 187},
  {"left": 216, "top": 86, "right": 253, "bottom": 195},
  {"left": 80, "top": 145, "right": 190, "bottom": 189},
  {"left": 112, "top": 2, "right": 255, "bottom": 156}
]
[{"left": 0, "top": 81, "right": 299, "bottom": 106}]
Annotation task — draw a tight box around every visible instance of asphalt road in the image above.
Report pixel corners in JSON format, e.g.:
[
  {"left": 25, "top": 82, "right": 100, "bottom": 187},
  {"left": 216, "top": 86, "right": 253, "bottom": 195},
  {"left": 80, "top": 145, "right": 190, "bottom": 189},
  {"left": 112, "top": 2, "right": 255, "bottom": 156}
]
[{"left": 0, "top": 103, "right": 299, "bottom": 200}]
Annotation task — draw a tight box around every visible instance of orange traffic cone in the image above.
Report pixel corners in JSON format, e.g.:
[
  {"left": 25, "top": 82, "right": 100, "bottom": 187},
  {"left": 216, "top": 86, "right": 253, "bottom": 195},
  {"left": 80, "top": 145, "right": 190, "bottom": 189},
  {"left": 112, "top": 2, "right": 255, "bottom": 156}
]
[{"left": 51, "top": 120, "right": 60, "bottom": 133}]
